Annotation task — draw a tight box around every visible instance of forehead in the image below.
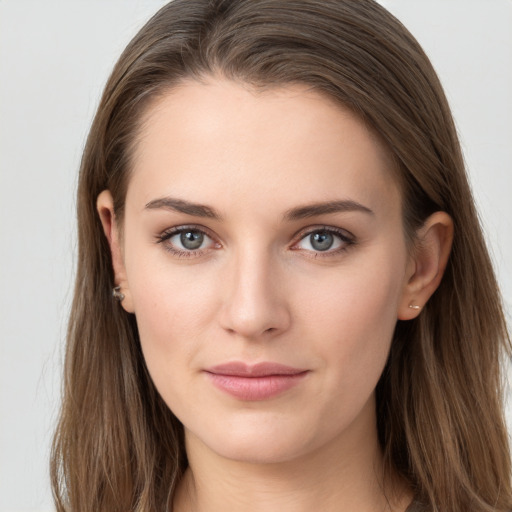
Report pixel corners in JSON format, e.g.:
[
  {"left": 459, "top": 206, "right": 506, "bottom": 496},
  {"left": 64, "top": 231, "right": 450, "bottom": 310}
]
[{"left": 128, "top": 78, "right": 400, "bottom": 217}]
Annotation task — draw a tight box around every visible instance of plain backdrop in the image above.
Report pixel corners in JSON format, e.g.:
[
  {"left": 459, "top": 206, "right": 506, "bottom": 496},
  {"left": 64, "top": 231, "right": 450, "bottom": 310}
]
[{"left": 0, "top": 1, "right": 511, "bottom": 511}]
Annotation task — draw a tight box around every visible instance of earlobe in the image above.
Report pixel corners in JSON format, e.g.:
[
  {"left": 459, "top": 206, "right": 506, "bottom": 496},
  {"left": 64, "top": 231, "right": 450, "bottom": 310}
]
[
  {"left": 96, "top": 190, "right": 135, "bottom": 313},
  {"left": 398, "top": 211, "right": 453, "bottom": 320}
]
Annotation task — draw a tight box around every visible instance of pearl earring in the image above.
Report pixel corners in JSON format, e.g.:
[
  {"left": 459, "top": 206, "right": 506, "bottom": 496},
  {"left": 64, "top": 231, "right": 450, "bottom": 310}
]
[{"left": 112, "top": 286, "right": 125, "bottom": 302}]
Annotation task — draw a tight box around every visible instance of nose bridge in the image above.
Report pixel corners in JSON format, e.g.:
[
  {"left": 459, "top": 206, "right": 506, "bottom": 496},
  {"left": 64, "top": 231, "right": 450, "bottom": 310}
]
[{"left": 220, "top": 242, "right": 290, "bottom": 339}]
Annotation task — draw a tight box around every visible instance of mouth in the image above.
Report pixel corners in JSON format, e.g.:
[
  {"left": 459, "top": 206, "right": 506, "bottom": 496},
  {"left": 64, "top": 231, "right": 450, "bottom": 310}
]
[{"left": 204, "top": 362, "right": 309, "bottom": 401}]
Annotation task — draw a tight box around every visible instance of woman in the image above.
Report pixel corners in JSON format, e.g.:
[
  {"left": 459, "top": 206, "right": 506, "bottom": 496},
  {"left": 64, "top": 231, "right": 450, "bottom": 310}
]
[{"left": 51, "top": 1, "right": 512, "bottom": 511}]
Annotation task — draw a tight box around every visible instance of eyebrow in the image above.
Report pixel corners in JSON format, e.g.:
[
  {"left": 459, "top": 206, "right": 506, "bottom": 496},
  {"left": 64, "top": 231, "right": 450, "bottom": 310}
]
[
  {"left": 144, "top": 197, "right": 222, "bottom": 220},
  {"left": 283, "top": 200, "right": 374, "bottom": 221},
  {"left": 144, "top": 196, "right": 373, "bottom": 222}
]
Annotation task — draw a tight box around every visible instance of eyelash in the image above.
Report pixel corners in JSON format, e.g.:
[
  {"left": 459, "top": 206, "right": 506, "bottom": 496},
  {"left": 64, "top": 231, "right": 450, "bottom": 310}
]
[
  {"left": 155, "top": 225, "right": 219, "bottom": 259},
  {"left": 155, "top": 225, "right": 356, "bottom": 259},
  {"left": 292, "top": 226, "right": 356, "bottom": 258}
]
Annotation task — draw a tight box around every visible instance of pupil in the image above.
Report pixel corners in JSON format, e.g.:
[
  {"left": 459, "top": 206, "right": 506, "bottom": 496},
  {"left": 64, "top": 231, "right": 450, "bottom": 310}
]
[
  {"left": 180, "top": 231, "right": 204, "bottom": 250},
  {"left": 311, "top": 232, "right": 333, "bottom": 251}
]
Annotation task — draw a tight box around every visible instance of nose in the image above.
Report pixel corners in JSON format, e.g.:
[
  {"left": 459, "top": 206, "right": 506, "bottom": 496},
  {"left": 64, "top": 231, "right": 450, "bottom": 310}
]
[{"left": 219, "top": 248, "right": 291, "bottom": 340}]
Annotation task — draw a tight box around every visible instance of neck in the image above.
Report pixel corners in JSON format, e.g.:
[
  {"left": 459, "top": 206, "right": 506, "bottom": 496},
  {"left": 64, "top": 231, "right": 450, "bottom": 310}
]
[{"left": 173, "top": 399, "right": 412, "bottom": 512}]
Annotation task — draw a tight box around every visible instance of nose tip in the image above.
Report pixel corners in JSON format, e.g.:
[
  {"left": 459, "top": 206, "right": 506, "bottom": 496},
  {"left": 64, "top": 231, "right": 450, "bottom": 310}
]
[
  {"left": 222, "top": 303, "right": 288, "bottom": 339},
  {"left": 218, "top": 256, "right": 291, "bottom": 340}
]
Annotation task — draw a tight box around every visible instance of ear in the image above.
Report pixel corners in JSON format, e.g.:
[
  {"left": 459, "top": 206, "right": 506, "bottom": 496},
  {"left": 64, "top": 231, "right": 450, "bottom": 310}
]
[
  {"left": 96, "top": 190, "right": 135, "bottom": 313},
  {"left": 398, "top": 211, "right": 453, "bottom": 320}
]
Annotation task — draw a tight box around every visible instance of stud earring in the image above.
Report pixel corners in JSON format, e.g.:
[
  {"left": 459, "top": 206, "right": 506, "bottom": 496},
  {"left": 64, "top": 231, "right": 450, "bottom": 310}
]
[
  {"left": 112, "top": 286, "right": 125, "bottom": 302},
  {"left": 408, "top": 303, "right": 421, "bottom": 310}
]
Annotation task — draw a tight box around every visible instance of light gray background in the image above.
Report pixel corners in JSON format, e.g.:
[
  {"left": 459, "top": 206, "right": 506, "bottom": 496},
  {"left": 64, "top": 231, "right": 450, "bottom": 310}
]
[{"left": 0, "top": 1, "right": 511, "bottom": 511}]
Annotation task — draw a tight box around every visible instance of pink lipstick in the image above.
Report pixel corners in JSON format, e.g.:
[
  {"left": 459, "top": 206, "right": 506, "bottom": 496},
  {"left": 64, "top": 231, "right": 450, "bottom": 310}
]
[{"left": 204, "top": 362, "right": 309, "bottom": 401}]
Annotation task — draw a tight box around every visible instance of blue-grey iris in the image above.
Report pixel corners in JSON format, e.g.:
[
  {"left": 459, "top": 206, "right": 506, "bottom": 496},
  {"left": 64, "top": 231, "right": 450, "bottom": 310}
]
[
  {"left": 311, "top": 231, "right": 334, "bottom": 251},
  {"left": 180, "top": 230, "right": 204, "bottom": 250}
]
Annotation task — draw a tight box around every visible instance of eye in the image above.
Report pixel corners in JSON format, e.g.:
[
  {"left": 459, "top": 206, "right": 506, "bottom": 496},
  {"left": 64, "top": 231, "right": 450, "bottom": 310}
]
[
  {"left": 293, "top": 227, "right": 354, "bottom": 254},
  {"left": 156, "top": 226, "right": 219, "bottom": 257}
]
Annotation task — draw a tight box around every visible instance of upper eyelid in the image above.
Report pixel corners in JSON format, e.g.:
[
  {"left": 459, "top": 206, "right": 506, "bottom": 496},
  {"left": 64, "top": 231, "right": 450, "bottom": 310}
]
[
  {"left": 159, "top": 224, "right": 218, "bottom": 240},
  {"left": 292, "top": 225, "right": 355, "bottom": 242}
]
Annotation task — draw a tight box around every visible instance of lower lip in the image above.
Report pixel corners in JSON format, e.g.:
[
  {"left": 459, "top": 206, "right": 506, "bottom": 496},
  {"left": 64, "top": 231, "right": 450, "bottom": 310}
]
[{"left": 205, "top": 372, "right": 308, "bottom": 401}]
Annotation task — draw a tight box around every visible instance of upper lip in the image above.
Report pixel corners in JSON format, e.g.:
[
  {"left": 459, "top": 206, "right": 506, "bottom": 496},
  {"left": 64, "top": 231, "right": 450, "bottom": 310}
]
[{"left": 205, "top": 362, "right": 308, "bottom": 377}]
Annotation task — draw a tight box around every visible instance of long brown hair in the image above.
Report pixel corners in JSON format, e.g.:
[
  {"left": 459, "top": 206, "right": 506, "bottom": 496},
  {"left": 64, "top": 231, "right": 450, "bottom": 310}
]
[{"left": 51, "top": 1, "right": 512, "bottom": 511}]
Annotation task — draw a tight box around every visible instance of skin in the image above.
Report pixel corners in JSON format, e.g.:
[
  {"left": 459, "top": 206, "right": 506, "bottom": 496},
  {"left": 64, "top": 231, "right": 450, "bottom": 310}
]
[{"left": 98, "top": 78, "right": 453, "bottom": 512}]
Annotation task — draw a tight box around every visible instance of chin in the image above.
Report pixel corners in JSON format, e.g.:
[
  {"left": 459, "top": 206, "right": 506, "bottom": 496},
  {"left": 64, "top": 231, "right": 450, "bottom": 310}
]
[
  {"left": 186, "top": 412, "right": 320, "bottom": 465},
  {"left": 209, "top": 436, "right": 308, "bottom": 465}
]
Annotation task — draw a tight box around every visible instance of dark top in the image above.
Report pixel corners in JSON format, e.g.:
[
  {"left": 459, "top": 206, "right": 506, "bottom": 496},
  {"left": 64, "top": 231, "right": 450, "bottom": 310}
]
[{"left": 406, "top": 500, "right": 429, "bottom": 512}]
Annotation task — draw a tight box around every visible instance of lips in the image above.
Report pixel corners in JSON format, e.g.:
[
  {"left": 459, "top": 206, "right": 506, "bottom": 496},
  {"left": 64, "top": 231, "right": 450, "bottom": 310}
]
[{"left": 204, "top": 362, "right": 309, "bottom": 401}]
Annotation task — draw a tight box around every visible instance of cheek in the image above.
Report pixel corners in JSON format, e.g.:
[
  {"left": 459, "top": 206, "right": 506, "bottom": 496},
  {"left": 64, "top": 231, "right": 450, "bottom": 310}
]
[
  {"left": 127, "top": 266, "right": 220, "bottom": 418},
  {"left": 121, "top": 228, "right": 208, "bottom": 363},
  {"left": 299, "top": 253, "right": 405, "bottom": 392},
  {"left": 129, "top": 262, "right": 219, "bottom": 356}
]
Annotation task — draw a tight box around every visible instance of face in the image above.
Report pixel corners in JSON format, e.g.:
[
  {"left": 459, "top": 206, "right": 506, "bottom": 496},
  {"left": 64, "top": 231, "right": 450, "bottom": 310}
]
[{"left": 108, "top": 78, "right": 415, "bottom": 464}]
